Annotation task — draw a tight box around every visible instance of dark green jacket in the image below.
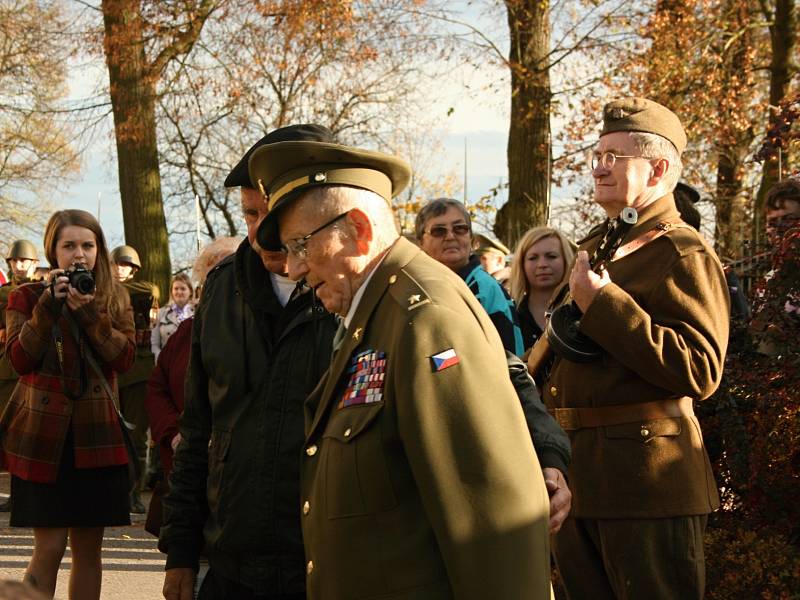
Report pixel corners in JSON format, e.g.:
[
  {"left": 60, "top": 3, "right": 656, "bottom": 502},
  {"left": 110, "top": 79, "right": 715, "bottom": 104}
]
[{"left": 159, "top": 241, "right": 336, "bottom": 595}]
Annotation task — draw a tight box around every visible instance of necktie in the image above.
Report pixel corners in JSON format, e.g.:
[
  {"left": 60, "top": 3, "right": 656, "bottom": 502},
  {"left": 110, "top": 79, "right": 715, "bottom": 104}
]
[{"left": 331, "top": 318, "right": 347, "bottom": 359}]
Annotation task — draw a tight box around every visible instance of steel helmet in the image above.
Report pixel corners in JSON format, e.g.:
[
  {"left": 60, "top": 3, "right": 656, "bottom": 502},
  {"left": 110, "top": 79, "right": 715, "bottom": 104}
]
[
  {"left": 6, "top": 239, "right": 38, "bottom": 261},
  {"left": 110, "top": 245, "right": 142, "bottom": 269}
]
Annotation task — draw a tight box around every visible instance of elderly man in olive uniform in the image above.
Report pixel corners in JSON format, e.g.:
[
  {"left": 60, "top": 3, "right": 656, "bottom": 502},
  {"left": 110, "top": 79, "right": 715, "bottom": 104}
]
[
  {"left": 543, "top": 98, "right": 729, "bottom": 599},
  {"left": 0, "top": 239, "right": 40, "bottom": 512},
  {"left": 250, "top": 140, "right": 552, "bottom": 600},
  {"left": 111, "top": 245, "right": 160, "bottom": 514}
]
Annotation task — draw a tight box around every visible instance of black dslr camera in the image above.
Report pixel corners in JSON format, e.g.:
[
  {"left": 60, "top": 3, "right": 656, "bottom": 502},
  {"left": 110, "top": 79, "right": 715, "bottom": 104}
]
[{"left": 65, "top": 265, "right": 96, "bottom": 295}]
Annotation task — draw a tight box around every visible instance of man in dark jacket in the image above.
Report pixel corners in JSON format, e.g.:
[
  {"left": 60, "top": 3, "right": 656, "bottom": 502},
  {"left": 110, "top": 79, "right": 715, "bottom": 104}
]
[{"left": 159, "top": 125, "right": 338, "bottom": 600}]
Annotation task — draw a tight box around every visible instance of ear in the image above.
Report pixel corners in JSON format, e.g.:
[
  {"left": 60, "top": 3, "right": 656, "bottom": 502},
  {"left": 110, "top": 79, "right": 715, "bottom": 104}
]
[
  {"left": 649, "top": 158, "right": 669, "bottom": 186},
  {"left": 347, "top": 208, "right": 374, "bottom": 255}
]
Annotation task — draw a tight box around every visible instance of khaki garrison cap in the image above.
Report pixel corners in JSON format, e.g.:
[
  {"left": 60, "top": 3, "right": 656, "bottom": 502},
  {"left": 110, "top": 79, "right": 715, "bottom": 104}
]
[
  {"left": 601, "top": 97, "right": 687, "bottom": 154},
  {"left": 251, "top": 141, "right": 411, "bottom": 250},
  {"left": 473, "top": 233, "right": 510, "bottom": 256}
]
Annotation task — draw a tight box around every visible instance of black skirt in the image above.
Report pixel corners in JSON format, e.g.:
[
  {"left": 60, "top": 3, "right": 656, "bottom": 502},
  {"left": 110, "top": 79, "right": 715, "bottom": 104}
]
[{"left": 9, "top": 428, "right": 131, "bottom": 528}]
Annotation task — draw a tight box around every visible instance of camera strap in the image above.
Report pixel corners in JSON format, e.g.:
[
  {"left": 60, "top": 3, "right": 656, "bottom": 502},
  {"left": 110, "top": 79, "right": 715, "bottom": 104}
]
[
  {"left": 59, "top": 307, "right": 134, "bottom": 431},
  {"left": 52, "top": 306, "right": 88, "bottom": 402}
]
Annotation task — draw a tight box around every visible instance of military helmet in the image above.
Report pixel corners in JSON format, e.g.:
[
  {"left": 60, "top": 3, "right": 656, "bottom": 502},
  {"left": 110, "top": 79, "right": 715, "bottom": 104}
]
[
  {"left": 111, "top": 245, "right": 142, "bottom": 269},
  {"left": 6, "top": 239, "right": 38, "bottom": 261}
]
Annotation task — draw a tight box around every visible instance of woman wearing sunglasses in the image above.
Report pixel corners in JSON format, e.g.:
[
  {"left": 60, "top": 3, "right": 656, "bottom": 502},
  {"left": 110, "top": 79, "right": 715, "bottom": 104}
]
[{"left": 415, "top": 198, "right": 524, "bottom": 356}]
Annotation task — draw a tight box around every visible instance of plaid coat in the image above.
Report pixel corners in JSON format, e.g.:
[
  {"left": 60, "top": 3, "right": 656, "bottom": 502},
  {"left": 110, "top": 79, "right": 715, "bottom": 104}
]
[{"left": 0, "top": 282, "right": 136, "bottom": 483}]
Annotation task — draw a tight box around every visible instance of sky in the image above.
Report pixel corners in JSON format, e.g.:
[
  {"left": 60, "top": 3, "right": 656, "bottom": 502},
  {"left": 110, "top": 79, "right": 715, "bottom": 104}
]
[{"left": 47, "top": 2, "right": 514, "bottom": 254}]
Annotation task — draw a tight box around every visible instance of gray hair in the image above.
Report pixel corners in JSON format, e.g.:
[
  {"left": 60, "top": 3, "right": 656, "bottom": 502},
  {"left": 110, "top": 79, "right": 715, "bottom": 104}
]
[
  {"left": 629, "top": 131, "right": 683, "bottom": 194},
  {"left": 299, "top": 186, "right": 399, "bottom": 247},
  {"left": 414, "top": 198, "right": 471, "bottom": 241}
]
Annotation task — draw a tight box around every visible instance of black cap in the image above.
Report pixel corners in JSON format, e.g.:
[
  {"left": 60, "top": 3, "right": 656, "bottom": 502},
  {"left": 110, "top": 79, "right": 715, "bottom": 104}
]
[
  {"left": 223, "top": 124, "right": 336, "bottom": 189},
  {"left": 675, "top": 181, "right": 700, "bottom": 204}
]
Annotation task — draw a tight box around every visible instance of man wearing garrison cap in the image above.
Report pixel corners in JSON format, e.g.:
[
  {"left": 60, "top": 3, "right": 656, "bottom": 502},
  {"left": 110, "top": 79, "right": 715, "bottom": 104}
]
[
  {"left": 159, "top": 125, "right": 337, "bottom": 600},
  {"left": 249, "top": 140, "right": 552, "bottom": 599},
  {"left": 541, "top": 98, "right": 729, "bottom": 598}
]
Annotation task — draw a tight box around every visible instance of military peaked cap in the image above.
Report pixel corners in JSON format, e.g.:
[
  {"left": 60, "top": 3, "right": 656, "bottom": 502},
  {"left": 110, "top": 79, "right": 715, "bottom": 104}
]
[
  {"left": 601, "top": 97, "right": 687, "bottom": 154},
  {"left": 224, "top": 124, "right": 336, "bottom": 189},
  {"left": 473, "top": 233, "right": 510, "bottom": 256},
  {"left": 251, "top": 140, "right": 411, "bottom": 250}
]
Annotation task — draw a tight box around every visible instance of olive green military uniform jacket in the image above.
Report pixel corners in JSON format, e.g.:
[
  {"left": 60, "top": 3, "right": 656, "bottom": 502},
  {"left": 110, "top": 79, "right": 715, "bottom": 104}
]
[
  {"left": 301, "top": 238, "right": 552, "bottom": 600},
  {"left": 118, "top": 279, "right": 160, "bottom": 387},
  {"left": 543, "top": 195, "right": 728, "bottom": 519}
]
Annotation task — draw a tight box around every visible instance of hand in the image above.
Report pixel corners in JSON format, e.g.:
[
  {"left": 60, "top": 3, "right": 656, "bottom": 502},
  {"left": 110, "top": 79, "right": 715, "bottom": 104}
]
[
  {"left": 543, "top": 467, "right": 572, "bottom": 534},
  {"left": 171, "top": 433, "right": 182, "bottom": 452},
  {"left": 163, "top": 568, "right": 195, "bottom": 600},
  {"left": 65, "top": 284, "right": 95, "bottom": 311},
  {"left": 569, "top": 251, "right": 611, "bottom": 313},
  {"left": 48, "top": 269, "right": 69, "bottom": 300}
]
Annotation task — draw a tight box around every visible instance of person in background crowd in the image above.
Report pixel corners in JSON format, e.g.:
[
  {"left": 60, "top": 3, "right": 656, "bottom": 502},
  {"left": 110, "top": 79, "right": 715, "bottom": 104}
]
[
  {"left": 673, "top": 182, "right": 751, "bottom": 347},
  {"left": 145, "top": 237, "right": 240, "bottom": 480},
  {"left": 750, "top": 177, "right": 800, "bottom": 355},
  {"left": 544, "top": 97, "right": 729, "bottom": 600},
  {"left": 251, "top": 138, "right": 553, "bottom": 599},
  {"left": 416, "top": 198, "right": 524, "bottom": 356},
  {"left": 151, "top": 273, "right": 194, "bottom": 361},
  {"left": 0, "top": 240, "right": 40, "bottom": 512},
  {"left": 473, "top": 233, "right": 511, "bottom": 288},
  {"left": 0, "top": 210, "right": 135, "bottom": 599},
  {"left": 159, "top": 125, "right": 337, "bottom": 600},
  {"left": 510, "top": 227, "right": 576, "bottom": 352},
  {"left": 110, "top": 245, "right": 160, "bottom": 515}
]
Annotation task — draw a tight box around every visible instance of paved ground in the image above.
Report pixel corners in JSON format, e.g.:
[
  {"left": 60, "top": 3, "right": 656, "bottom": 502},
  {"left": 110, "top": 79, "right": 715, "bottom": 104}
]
[{"left": 0, "top": 472, "right": 166, "bottom": 599}]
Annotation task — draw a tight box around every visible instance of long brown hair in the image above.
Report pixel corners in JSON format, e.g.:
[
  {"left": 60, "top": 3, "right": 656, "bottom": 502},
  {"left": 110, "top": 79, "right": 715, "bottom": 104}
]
[{"left": 43, "top": 209, "right": 125, "bottom": 321}]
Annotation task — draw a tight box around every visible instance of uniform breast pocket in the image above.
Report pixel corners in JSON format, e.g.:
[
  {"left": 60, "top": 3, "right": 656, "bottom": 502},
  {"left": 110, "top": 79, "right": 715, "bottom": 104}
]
[{"left": 321, "top": 402, "right": 397, "bottom": 519}]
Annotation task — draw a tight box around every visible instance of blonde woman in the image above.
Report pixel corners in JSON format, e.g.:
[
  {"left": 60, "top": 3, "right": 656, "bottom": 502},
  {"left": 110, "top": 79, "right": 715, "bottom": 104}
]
[{"left": 510, "top": 227, "right": 576, "bottom": 352}]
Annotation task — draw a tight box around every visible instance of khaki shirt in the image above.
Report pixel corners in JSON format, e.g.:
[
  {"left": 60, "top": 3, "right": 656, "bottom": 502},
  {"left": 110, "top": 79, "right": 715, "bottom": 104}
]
[
  {"left": 544, "top": 195, "right": 729, "bottom": 519},
  {"left": 300, "top": 237, "right": 552, "bottom": 600}
]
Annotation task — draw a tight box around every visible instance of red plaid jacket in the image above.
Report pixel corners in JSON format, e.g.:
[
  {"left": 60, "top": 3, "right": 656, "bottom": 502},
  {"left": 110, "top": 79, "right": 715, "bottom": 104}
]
[{"left": 0, "top": 282, "right": 136, "bottom": 483}]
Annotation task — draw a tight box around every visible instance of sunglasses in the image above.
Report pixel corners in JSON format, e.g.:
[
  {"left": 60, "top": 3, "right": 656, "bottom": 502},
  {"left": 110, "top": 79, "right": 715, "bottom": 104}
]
[{"left": 425, "top": 223, "right": 471, "bottom": 238}]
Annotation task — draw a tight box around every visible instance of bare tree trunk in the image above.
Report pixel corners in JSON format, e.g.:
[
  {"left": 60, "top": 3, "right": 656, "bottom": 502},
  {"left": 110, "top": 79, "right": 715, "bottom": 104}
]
[
  {"left": 101, "top": 0, "right": 170, "bottom": 296},
  {"left": 495, "top": 0, "right": 550, "bottom": 250},
  {"left": 713, "top": 0, "right": 754, "bottom": 261},
  {"left": 754, "top": 0, "right": 796, "bottom": 233}
]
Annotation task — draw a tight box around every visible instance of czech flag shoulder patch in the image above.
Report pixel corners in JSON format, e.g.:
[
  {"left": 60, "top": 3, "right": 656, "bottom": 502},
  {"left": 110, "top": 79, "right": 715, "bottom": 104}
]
[{"left": 431, "top": 348, "right": 460, "bottom": 372}]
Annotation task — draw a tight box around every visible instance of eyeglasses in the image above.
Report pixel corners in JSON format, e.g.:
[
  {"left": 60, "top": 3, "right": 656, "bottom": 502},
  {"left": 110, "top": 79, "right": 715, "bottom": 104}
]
[
  {"left": 282, "top": 211, "right": 350, "bottom": 259},
  {"left": 424, "top": 223, "right": 471, "bottom": 238},
  {"left": 590, "top": 150, "right": 656, "bottom": 170}
]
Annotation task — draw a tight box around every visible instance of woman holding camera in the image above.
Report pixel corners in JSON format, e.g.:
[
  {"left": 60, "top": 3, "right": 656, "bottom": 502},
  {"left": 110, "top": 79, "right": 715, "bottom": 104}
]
[{"left": 0, "top": 210, "right": 135, "bottom": 599}]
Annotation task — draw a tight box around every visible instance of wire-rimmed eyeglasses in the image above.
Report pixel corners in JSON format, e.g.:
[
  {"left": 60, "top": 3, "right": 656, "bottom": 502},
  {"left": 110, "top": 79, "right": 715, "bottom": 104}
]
[{"left": 282, "top": 211, "right": 350, "bottom": 259}]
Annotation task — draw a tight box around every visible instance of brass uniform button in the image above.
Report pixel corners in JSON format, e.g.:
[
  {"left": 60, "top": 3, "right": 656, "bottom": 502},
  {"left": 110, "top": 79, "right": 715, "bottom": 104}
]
[
  {"left": 640, "top": 428, "right": 650, "bottom": 437},
  {"left": 549, "top": 386, "right": 558, "bottom": 397},
  {"left": 306, "top": 444, "right": 318, "bottom": 456},
  {"left": 303, "top": 500, "right": 310, "bottom": 515},
  {"left": 389, "top": 275, "right": 397, "bottom": 284},
  {"left": 307, "top": 560, "right": 314, "bottom": 575},
  {"left": 344, "top": 428, "right": 352, "bottom": 438}
]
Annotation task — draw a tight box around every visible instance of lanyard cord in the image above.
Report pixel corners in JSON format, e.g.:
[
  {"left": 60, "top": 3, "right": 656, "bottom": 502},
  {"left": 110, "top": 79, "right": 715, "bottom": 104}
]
[{"left": 52, "top": 306, "right": 88, "bottom": 402}]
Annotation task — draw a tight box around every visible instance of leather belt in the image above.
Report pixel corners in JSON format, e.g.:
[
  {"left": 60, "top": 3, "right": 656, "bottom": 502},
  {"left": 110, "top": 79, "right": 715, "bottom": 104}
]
[{"left": 549, "top": 397, "right": 694, "bottom": 431}]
